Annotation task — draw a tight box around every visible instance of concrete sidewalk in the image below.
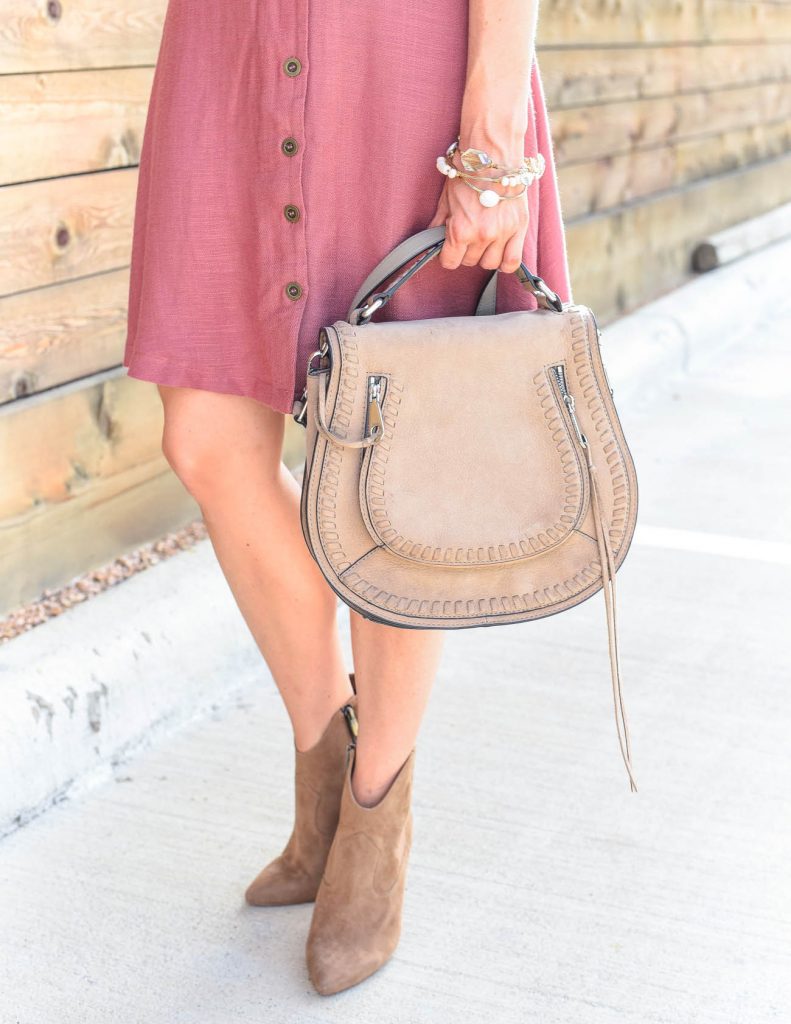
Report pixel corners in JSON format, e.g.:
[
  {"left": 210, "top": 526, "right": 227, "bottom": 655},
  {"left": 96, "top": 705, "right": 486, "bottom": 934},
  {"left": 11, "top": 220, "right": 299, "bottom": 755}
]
[{"left": 1, "top": 248, "right": 790, "bottom": 1021}]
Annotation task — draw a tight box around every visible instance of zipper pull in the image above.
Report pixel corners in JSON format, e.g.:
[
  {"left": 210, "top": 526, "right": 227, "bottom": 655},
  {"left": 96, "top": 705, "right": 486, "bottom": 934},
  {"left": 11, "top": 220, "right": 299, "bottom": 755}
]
[
  {"left": 552, "top": 364, "right": 589, "bottom": 449},
  {"left": 342, "top": 702, "right": 359, "bottom": 740},
  {"left": 367, "top": 375, "right": 384, "bottom": 439},
  {"left": 562, "top": 393, "right": 588, "bottom": 449}
]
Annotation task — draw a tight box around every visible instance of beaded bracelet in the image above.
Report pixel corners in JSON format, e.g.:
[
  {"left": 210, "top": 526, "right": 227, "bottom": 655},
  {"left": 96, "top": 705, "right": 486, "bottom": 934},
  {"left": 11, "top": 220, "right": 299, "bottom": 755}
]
[
  {"left": 436, "top": 137, "right": 546, "bottom": 207},
  {"left": 436, "top": 151, "right": 528, "bottom": 207}
]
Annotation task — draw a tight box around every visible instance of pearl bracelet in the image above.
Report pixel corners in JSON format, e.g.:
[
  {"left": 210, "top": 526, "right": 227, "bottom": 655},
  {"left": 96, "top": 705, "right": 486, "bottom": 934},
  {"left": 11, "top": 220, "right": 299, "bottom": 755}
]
[
  {"left": 448, "top": 137, "right": 545, "bottom": 179},
  {"left": 436, "top": 137, "right": 546, "bottom": 207},
  {"left": 436, "top": 153, "right": 527, "bottom": 207}
]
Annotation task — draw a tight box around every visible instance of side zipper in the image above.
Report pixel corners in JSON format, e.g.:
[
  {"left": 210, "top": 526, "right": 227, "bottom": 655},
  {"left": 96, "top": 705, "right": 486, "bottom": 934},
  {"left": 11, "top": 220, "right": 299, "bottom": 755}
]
[
  {"left": 550, "top": 364, "right": 588, "bottom": 449},
  {"left": 366, "top": 375, "right": 385, "bottom": 439}
]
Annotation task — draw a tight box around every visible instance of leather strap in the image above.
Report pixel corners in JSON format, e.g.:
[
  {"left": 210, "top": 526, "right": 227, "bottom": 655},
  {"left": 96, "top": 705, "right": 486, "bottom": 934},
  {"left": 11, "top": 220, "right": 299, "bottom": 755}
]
[
  {"left": 347, "top": 227, "right": 446, "bottom": 323},
  {"left": 583, "top": 442, "right": 638, "bottom": 791}
]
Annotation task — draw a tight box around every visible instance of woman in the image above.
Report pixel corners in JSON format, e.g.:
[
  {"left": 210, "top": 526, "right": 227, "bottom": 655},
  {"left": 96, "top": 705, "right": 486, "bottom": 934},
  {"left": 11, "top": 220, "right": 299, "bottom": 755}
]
[{"left": 123, "top": 0, "right": 571, "bottom": 996}]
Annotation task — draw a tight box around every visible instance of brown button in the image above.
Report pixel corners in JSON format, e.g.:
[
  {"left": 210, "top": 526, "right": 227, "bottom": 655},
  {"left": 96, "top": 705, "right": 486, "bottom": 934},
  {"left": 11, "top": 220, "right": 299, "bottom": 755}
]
[
  {"left": 283, "top": 57, "right": 302, "bottom": 77},
  {"left": 285, "top": 281, "right": 304, "bottom": 300},
  {"left": 281, "top": 136, "right": 299, "bottom": 157},
  {"left": 284, "top": 204, "right": 301, "bottom": 222}
]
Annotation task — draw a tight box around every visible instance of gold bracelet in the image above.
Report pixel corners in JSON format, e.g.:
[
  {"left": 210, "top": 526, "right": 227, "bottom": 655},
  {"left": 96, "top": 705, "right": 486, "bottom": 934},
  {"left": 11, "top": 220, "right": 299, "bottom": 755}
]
[
  {"left": 446, "top": 137, "right": 545, "bottom": 183},
  {"left": 449, "top": 149, "right": 527, "bottom": 206},
  {"left": 436, "top": 139, "right": 544, "bottom": 207}
]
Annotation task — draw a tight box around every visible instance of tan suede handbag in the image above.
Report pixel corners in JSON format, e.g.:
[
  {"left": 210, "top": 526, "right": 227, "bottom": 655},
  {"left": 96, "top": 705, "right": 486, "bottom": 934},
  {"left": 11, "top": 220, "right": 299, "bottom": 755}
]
[{"left": 292, "top": 225, "right": 639, "bottom": 791}]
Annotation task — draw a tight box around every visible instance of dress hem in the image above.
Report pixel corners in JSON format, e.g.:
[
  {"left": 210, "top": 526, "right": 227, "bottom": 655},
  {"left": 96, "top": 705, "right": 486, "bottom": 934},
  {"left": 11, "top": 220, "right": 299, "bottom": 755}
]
[{"left": 122, "top": 357, "right": 297, "bottom": 416}]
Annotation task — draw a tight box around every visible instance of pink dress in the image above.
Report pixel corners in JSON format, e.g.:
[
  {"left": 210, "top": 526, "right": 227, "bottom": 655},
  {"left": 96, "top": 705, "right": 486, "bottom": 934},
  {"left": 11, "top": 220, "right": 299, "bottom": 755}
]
[{"left": 123, "top": 1, "right": 573, "bottom": 416}]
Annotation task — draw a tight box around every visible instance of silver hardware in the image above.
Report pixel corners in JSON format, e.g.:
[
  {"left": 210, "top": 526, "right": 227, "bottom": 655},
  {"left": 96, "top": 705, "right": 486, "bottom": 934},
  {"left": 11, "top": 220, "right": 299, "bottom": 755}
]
[
  {"left": 294, "top": 330, "right": 332, "bottom": 426},
  {"left": 366, "top": 375, "right": 385, "bottom": 438},
  {"left": 550, "top": 364, "right": 588, "bottom": 449},
  {"left": 537, "top": 278, "right": 561, "bottom": 307},
  {"left": 293, "top": 393, "right": 308, "bottom": 425},
  {"left": 358, "top": 296, "right": 385, "bottom": 323},
  {"left": 306, "top": 329, "right": 330, "bottom": 375}
]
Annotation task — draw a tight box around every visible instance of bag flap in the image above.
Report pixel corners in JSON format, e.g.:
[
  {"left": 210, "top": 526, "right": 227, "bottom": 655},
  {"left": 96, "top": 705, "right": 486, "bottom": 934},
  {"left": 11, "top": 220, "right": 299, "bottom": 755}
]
[{"left": 326, "top": 309, "right": 590, "bottom": 567}]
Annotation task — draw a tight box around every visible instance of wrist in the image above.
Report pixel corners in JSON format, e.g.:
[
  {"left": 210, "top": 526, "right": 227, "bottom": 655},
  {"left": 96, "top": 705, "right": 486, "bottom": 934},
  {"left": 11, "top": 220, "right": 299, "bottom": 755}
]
[{"left": 458, "top": 109, "right": 528, "bottom": 165}]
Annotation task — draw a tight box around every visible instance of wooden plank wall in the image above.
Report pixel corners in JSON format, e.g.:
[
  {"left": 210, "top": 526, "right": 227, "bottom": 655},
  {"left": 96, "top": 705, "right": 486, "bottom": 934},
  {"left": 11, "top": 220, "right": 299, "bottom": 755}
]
[
  {"left": 537, "top": 1, "right": 791, "bottom": 309},
  {"left": 1, "top": 0, "right": 789, "bottom": 612}
]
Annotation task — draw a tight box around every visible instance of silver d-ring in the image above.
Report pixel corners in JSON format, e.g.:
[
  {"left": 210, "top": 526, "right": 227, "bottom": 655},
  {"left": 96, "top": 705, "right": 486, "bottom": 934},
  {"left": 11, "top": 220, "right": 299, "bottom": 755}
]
[
  {"left": 537, "top": 279, "right": 563, "bottom": 312},
  {"left": 358, "top": 296, "right": 385, "bottom": 322},
  {"left": 307, "top": 348, "right": 328, "bottom": 374}
]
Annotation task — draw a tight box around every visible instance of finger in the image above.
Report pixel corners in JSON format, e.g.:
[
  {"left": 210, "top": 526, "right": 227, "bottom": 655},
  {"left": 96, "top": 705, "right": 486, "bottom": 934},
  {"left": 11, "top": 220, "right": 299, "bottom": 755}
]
[
  {"left": 479, "top": 237, "right": 506, "bottom": 271},
  {"left": 439, "top": 220, "right": 470, "bottom": 270},
  {"left": 460, "top": 237, "right": 489, "bottom": 267},
  {"left": 460, "top": 211, "right": 500, "bottom": 268},
  {"left": 439, "top": 239, "right": 469, "bottom": 271},
  {"left": 499, "top": 231, "right": 524, "bottom": 274}
]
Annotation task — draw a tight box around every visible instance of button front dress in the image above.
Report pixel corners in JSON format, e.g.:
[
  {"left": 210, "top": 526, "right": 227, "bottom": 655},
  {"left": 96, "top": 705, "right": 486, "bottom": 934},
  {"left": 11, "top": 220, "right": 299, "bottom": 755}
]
[{"left": 123, "top": 1, "right": 573, "bottom": 416}]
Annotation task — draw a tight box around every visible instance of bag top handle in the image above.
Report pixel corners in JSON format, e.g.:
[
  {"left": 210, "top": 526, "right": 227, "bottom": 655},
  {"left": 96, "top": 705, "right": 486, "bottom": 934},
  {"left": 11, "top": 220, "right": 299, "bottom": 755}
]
[{"left": 347, "top": 224, "right": 564, "bottom": 325}]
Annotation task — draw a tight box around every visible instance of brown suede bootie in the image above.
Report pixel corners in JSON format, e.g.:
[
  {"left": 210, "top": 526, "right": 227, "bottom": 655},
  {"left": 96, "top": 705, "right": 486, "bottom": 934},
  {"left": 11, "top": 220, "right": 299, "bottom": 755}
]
[
  {"left": 306, "top": 741, "right": 416, "bottom": 995},
  {"left": 244, "top": 674, "right": 358, "bottom": 907}
]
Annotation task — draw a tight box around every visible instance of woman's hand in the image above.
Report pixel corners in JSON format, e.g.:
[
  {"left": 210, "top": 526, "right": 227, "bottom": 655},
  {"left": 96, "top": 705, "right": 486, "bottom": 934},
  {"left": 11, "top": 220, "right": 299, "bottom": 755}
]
[{"left": 426, "top": 159, "right": 529, "bottom": 274}]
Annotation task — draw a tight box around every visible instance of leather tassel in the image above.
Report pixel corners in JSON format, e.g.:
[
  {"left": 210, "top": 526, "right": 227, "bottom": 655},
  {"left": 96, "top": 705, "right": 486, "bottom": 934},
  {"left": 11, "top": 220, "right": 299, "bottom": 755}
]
[{"left": 584, "top": 443, "right": 638, "bottom": 793}]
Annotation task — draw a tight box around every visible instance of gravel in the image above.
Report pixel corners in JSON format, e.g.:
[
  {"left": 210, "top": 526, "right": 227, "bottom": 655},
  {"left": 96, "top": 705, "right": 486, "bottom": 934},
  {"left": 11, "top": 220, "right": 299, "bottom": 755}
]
[{"left": 0, "top": 519, "right": 209, "bottom": 645}]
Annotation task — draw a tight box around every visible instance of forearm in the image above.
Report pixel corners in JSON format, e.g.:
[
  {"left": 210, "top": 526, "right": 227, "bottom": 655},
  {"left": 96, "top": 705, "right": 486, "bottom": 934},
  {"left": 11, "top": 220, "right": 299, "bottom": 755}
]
[{"left": 459, "top": 0, "right": 539, "bottom": 163}]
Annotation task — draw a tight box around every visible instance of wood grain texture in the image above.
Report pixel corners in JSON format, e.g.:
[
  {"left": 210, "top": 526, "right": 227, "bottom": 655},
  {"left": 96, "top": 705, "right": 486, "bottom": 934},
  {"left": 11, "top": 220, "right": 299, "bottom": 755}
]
[
  {"left": 539, "top": 42, "right": 791, "bottom": 105},
  {"left": 549, "top": 79, "right": 791, "bottom": 165},
  {"left": 0, "top": 457, "right": 198, "bottom": 613},
  {"left": 538, "top": 0, "right": 791, "bottom": 45},
  {"left": 0, "top": 169, "right": 136, "bottom": 296},
  {"left": 558, "top": 119, "right": 791, "bottom": 217},
  {"left": 565, "top": 152, "right": 791, "bottom": 320},
  {"left": 0, "top": 369, "right": 196, "bottom": 608},
  {"left": 0, "top": 269, "right": 129, "bottom": 403},
  {"left": 692, "top": 200, "right": 791, "bottom": 270},
  {"left": 0, "top": 67, "right": 151, "bottom": 185},
  {"left": 0, "top": 0, "right": 165, "bottom": 74},
  {"left": 0, "top": 370, "right": 166, "bottom": 521}
]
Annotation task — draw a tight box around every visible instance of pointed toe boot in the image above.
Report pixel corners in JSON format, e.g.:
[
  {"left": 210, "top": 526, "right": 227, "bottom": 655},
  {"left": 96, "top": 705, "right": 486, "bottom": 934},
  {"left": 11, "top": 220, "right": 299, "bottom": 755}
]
[
  {"left": 306, "top": 742, "right": 416, "bottom": 995},
  {"left": 245, "top": 675, "right": 358, "bottom": 907}
]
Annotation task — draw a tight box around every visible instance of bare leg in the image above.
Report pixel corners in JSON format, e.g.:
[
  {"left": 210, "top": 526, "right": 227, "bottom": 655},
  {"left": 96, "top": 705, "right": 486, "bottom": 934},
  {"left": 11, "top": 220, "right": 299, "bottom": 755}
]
[
  {"left": 158, "top": 383, "right": 445, "bottom": 785},
  {"left": 349, "top": 611, "right": 446, "bottom": 807},
  {"left": 158, "top": 384, "right": 353, "bottom": 750}
]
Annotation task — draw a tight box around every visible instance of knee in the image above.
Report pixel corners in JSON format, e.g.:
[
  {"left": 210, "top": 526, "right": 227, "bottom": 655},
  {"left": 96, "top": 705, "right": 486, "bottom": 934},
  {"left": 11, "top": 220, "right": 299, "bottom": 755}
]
[
  {"left": 161, "top": 412, "right": 225, "bottom": 504},
  {"left": 158, "top": 386, "right": 285, "bottom": 504}
]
